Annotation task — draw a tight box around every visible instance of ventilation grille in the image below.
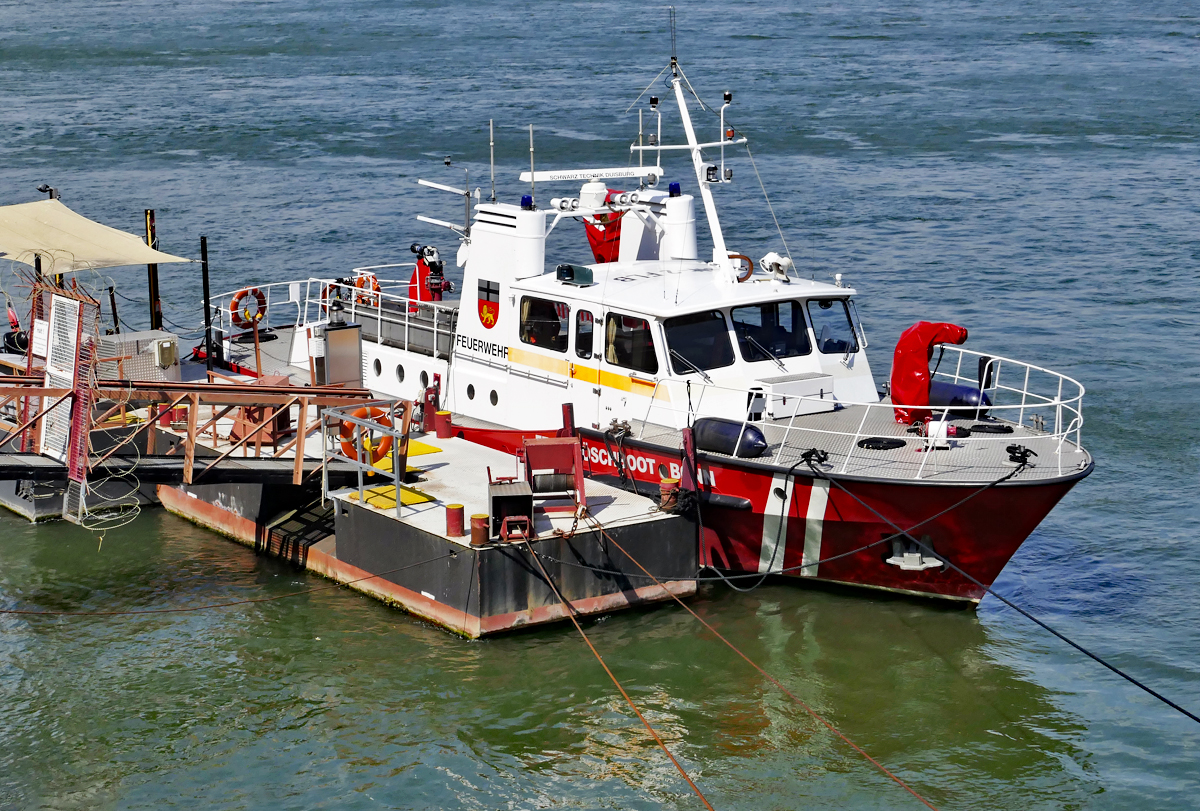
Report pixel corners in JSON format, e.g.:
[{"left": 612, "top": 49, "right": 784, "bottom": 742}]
[{"left": 39, "top": 296, "right": 82, "bottom": 463}]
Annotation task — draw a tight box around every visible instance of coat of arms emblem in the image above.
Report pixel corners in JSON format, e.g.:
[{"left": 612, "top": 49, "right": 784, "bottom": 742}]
[{"left": 478, "top": 280, "right": 500, "bottom": 329}]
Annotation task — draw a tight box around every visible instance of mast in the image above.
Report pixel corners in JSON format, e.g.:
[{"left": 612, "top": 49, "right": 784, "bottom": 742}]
[{"left": 672, "top": 77, "right": 731, "bottom": 274}]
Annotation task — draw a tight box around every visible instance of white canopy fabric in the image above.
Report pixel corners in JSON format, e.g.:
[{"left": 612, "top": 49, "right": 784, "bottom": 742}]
[{"left": 0, "top": 199, "right": 191, "bottom": 273}]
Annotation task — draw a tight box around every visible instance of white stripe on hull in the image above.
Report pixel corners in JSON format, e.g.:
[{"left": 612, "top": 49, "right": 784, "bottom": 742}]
[
  {"left": 759, "top": 472, "right": 796, "bottom": 574},
  {"left": 801, "top": 479, "right": 830, "bottom": 577}
]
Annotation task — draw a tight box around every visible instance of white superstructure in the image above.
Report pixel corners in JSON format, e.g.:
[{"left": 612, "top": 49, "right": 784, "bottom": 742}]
[
  {"left": 336, "top": 64, "right": 875, "bottom": 431},
  {"left": 212, "top": 60, "right": 879, "bottom": 434}
]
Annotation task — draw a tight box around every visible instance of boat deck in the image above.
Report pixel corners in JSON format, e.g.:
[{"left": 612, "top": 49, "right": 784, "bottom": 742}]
[
  {"left": 333, "top": 431, "right": 674, "bottom": 546},
  {"left": 221, "top": 325, "right": 311, "bottom": 385},
  {"left": 631, "top": 402, "right": 1091, "bottom": 484}
]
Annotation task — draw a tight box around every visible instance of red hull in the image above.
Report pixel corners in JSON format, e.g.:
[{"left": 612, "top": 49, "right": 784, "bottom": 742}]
[
  {"left": 573, "top": 430, "right": 1088, "bottom": 603},
  {"left": 442, "top": 420, "right": 1089, "bottom": 602}
]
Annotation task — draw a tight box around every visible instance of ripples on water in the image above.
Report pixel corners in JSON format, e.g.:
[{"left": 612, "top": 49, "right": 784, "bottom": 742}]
[{"left": 1, "top": 1, "right": 1198, "bottom": 808}]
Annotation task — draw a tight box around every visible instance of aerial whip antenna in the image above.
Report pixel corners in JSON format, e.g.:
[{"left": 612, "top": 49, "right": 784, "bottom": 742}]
[
  {"left": 668, "top": 6, "right": 678, "bottom": 75},
  {"left": 528, "top": 125, "right": 536, "bottom": 205},
  {"left": 489, "top": 119, "right": 496, "bottom": 203}
]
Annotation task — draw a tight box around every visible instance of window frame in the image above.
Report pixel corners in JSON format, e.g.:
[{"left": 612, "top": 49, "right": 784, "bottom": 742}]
[
  {"left": 806, "top": 297, "right": 860, "bottom": 355},
  {"left": 662, "top": 309, "right": 736, "bottom": 376},
  {"left": 518, "top": 295, "right": 570, "bottom": 353},
  {"left": 729, "top": 299, "right": 814, "bottom": 363},
  {"left": 575, "top": 309, "right": 595, "bottom": 360},
  {"left": 603, "top": 311, "right": 659, "bottom": 375}
]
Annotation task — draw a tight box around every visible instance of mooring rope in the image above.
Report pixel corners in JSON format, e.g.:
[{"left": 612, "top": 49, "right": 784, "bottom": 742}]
[
  {"left": 528, "top": 450, "right": 1039, "bottom": 585},
  {"left": 521, "top": 538, "right": 717, "bottom": 811},
  {"left": 798, "top": 451, "right": 1200, "bottom": 727},
  {"left": 578, "top": 508, "right": 940, "bottom": 811},
  {"left": 0, "top": 554, "right": 455, "bottom": 617}
]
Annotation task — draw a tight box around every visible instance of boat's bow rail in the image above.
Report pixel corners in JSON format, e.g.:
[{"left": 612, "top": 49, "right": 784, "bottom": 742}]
[{"left": 633, "top": 345, "right": 1089, "bottom": 483}]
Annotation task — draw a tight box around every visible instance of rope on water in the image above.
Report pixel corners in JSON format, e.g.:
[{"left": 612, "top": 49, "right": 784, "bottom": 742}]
[
  {"left": 521, "top": 537, "right": 716, "bottom": 811},
  {"left": 578, "top": 507, "right": 940, "bottom": 811},
  {"left": 799, "top": 450, "right": 1200, "bottom": 728}
]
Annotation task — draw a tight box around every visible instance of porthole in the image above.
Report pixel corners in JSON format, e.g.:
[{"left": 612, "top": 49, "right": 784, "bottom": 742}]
[
  {"left": 467, "top": 384, "right": 475, "bottom": 400},
  {"left": 489, "top": 390, "right": 498, "bottom": 406},
  {"left": 420, "top": 371, "right": 429, "bottom": 389},
  {"left": 658, "top": 463, "right": 669, "bottom": 479},
  {"left": 395, "top": 364, "right": 405, "bottom": 383},
  {"left": 372, "top": 358, "right": 381, "bottom": 377}
]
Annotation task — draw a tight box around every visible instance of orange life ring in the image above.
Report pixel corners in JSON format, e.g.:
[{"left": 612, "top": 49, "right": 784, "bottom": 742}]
[
  {"left": 230, "top": 288, "right": 267, "bottom": 328},
  {"left": 354, "top": 274, "right": 381, "bottom": 306},
  {"left": 338, "top": 406, "right": 394, "bottom": 465},
  {"left": 320, "top": 283, "right": 339, "bottom": 313},
  {"left": 728, "top": 253, "right": 754, "bottom": 283},
  {"left": 320, "top": 282, "right": 349, "bottom": 313}
]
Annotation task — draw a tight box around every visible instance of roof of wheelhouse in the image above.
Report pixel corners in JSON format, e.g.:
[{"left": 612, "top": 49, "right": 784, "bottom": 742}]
[{"left": 510, "top": 259, "right": 857, "bottom": 319}]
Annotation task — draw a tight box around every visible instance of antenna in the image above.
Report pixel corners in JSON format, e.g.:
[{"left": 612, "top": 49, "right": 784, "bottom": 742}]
[
  {"left": 489, "top": 119, "right": 496, "bottom": 203},
  {"left": 463, "top": 166, "right": 471, "bottom": 235},
  {"left": 528, "top": 125, "right": 536, "bottom": 205},
  {"left": 638, "top": 109, "right": 644, "bottom": 168},
  {"left": 669, "top": 6, "right": 677, "bottom": 75}
]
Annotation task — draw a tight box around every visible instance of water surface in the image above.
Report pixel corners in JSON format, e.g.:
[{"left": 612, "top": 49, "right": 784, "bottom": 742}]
[{"left": 1, "top": 1, "right": 1198, "bottom": 808}]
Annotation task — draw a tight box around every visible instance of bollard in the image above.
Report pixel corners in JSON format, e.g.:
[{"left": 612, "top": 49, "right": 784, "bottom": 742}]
[
  {"left": 446, "top": 504, "right": 465, "bottom": 537},
  {"left": 435, "top": 410, "right": 453, "bottom": 439},
  {"left": 470, "top": 514, "right": 489, "bottom": 546},
  {"left": 659, "top": 478, "right": 679, "bottom": 511}
]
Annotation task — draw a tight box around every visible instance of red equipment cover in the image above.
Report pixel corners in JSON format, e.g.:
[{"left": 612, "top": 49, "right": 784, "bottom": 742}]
[
  {"left": 408, "top": 258, "right": 432, "bottom": 312},
  {"left": 583, "top": 189, "right": 625, "bottom": 264},
  {"left": 890, "top": 321, "right": 968, "bottom": 424}
]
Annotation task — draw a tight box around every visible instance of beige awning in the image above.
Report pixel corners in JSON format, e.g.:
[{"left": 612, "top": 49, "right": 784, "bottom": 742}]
[{"left": 0, "top": 199, "right": 192, "bottom": 273}]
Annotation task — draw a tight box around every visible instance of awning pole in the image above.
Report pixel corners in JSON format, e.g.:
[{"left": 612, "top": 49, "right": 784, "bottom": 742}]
[
  {"left": 200, "top": 236, "right": 213, "bottom": 372},
  {"left": 107, "top": 286, "right": 120, "bottom": 334},
  {"left": 145, "top": 209, "right": 162, "bottom": 331}
]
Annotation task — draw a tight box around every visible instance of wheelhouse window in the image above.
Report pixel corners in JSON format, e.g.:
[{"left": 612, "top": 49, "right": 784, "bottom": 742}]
[
  {"left": 663, "top": 310, "right": 735, "bottom": 375},
  {"left": 519, "top": 296, "right": 569, "bottom": 352},
  {"left": 730, "top": 300, "right": 812, "bottom": 362},
  {"left": 807, "top": 298, "right": 859, "bottom": 354},
  {"left": 604, "top": 313, "right": 658, "bottom": 374},
  {"left": 575, "top": 310, "right": 594, "bottom": 359}
]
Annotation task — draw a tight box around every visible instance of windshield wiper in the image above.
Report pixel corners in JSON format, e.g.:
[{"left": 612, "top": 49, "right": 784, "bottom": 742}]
[
  {"left": 745, "top": 334, "right": 786, "bottom": 371},
  {"left": 669, "top": 348, "right": 713, "bottom": 383}
]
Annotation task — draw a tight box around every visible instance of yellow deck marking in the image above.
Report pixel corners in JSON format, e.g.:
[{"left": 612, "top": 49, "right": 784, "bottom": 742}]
[
  {"left": 408, "top": 439, "right": 442, "bottom": 457},
  {"left": 347, "top": 484, "right": 435, "bottom": 509}
]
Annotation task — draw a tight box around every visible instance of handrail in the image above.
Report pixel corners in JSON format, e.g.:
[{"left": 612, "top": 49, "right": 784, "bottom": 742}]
[
  {"left": 321, "top": 398, "right": 414, "bottom": 516},
  {"left": 351, "top": 262, "right": 417, "bottom": 274},
  {"left": 632, "top": 344, "right": 1085, "bottom": 480},
  {"left": 207, "top": 275, "right": 461, "bottom": 364}
]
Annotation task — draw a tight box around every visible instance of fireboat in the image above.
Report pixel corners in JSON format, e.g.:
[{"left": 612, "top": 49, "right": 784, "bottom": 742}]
[{"left": 195, "top": 56, "right": 1092, "bottom": 603}]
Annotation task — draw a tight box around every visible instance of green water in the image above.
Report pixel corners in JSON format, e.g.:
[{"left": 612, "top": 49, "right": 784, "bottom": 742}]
[
  {"left": 1, "top": 512, "right": 1103, "bottom": 809},
  {"left": 3, "top": 0, "right": 1200, "bottom": 807}
]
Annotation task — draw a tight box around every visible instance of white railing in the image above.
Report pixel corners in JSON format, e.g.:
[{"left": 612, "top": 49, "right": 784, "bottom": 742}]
[
  {"left": 634, "top": 345, "right": 1086, "bottom": 480},
  {"left": 210, "top": 267, "right": 459, "bottom": 362},
  {"left": 321, "top": 398, "right": 414, "bottom": 517}
]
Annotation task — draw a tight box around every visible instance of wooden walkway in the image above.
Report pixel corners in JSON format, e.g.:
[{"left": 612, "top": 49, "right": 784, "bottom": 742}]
[{"left": 0, "top": 453, "right": 360, "bottom": 486}]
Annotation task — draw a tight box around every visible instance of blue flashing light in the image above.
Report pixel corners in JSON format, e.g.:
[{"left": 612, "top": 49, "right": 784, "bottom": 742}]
[
  {"left": 668, "top": 182, "right": 681, "bottom": 198},
  {"left": 521, "top": 194, "right": 534, "bottom": 210}
]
